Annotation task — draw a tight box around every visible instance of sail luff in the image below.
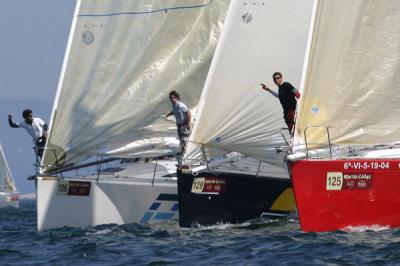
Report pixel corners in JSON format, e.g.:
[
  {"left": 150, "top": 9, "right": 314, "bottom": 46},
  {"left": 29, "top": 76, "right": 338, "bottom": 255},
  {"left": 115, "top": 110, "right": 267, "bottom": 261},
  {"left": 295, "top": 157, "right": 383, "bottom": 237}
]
[
  {"left": 41, "top": 0, "right": 82, "bottom": 171},
  {"left": 292, "top": 0, "right": 319, "bottom": 151},
  {"left": 184, "top": 0, "right": 237, "bottom": 162}
]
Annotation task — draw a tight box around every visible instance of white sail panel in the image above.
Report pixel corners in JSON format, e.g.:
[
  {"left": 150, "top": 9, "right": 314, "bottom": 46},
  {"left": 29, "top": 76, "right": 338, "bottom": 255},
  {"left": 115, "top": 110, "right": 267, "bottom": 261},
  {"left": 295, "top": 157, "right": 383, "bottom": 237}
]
[
  {"left": 42, "top": 0, "right": 229, "bottom": 172},
  {"left": 185, "top": 0, "right": 314, "bottom": 162},
  {"left": 293, "top": 0, "right": 400, "bottom": 151},
  {"left": 0, "top": 143, "right": 16, "bottom": 192}
]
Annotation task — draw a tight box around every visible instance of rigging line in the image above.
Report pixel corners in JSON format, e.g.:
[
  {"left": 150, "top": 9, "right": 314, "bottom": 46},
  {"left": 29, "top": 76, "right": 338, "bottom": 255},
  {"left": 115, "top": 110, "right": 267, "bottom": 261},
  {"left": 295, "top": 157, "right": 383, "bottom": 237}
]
[{"left": 77, "top": 0, "right": 215, "bottom": 17}]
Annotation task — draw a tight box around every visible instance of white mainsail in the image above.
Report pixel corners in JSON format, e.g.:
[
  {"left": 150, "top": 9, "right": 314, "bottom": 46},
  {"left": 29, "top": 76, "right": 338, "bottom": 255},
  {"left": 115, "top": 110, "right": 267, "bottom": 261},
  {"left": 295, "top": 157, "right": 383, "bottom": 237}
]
[
  {"left": 0, "top": 143, "right": 17, "bottom": 193},
  {"left": 42, "top": 0, "right": 229, "bottom": 172},
  {"left": 184, "top": 0, "right": 314, "bottom": 164},
  {"left": 293, "top": 0, "right": 400, "bottom": 153}
]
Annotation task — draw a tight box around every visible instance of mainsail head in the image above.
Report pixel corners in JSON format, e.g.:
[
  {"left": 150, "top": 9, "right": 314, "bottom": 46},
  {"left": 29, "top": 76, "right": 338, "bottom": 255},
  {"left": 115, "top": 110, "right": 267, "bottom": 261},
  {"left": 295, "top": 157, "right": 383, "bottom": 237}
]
[{"left": 42, "top": 0, "right": 230, "bottom": 173}]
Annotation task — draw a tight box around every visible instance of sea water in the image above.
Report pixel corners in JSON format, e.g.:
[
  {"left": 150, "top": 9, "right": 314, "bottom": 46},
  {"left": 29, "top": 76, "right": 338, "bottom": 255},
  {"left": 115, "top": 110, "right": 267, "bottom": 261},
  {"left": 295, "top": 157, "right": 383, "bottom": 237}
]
[{"left": 1, "top": 199, "right": 400, "bottom": 265}]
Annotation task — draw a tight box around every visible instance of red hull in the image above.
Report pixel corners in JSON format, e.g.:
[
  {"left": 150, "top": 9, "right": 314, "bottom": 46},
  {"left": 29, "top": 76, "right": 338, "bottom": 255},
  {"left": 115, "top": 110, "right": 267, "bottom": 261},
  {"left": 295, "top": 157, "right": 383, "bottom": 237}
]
[{"left": 290, "top": 159, "right": 400, "bottom": 232}]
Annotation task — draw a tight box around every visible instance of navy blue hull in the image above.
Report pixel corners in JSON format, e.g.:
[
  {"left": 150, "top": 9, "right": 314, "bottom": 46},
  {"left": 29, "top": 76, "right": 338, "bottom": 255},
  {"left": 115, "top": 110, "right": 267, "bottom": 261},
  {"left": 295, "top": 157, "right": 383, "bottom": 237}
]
[{"left": 178, "top": 171, "right": 294, "bottom": 227}]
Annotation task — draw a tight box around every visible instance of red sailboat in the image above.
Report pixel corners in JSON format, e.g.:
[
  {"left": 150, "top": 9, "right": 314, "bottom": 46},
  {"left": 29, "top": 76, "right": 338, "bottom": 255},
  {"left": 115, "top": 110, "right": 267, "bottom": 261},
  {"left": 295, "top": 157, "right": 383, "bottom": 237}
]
[{"left": 288, "top": 0, "right": 400, "bottom": 232}]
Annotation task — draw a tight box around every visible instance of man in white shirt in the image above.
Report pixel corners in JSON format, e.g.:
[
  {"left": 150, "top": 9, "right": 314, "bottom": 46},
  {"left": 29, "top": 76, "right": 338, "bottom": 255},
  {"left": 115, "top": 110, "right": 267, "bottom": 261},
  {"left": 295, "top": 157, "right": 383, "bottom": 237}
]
[
  {"left": 166, "top": 91, "right": 191, "bottom": 154},
  {"left": 8, "top": 109, "right": 48, "bottom": 158}
]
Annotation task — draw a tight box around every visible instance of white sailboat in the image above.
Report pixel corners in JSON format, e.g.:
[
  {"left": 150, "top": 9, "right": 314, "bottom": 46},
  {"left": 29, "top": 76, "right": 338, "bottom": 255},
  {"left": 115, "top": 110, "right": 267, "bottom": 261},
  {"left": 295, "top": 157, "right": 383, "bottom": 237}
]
[
  {"left": 288, "top": 0, "right": 400, "bottom": 232},
  {"left": 0, "top": 143, "right": 19, "bottom": 208},
  {"left": 178, "top": 0, "right": 314, "bottom": 226},
  {"left": 36, "top": 0, "right": 229, "bottom": 232}
]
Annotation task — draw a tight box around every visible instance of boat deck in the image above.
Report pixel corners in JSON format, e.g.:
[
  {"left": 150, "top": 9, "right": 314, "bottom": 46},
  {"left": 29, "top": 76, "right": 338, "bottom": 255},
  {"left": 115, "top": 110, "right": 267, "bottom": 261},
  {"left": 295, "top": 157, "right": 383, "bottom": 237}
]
[{"left": 41, "top": 159, "right": 178, "bottom": 185}]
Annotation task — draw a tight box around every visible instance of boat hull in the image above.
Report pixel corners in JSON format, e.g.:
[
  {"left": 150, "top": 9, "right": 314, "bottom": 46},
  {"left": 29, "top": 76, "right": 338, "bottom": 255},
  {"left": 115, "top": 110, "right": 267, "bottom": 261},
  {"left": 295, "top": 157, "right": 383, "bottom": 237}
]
[
  {"left": 290, "top": 159, "right": 400, "bottom": 232},
  {"left": 178, "top": 171, "right": 295, "bottom": 227},
  {"left": 37, "top": 176, "right": 178, "bottom": 232},
  {"left": 0, "top": 192, "right": 19, "bottom": 208}
]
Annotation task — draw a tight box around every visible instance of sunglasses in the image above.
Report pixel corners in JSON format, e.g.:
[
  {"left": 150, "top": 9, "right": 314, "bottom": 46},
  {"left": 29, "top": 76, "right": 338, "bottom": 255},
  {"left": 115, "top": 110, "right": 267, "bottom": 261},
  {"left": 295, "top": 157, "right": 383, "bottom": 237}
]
[{"left": 273, "top": 76, "right": 281, "bottom": 80}]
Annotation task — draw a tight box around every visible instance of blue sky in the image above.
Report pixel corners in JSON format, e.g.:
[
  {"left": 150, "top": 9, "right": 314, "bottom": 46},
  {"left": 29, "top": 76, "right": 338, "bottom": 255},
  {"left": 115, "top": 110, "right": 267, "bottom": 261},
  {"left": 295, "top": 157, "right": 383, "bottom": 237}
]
[{"left": 0, "top": 0, "right": 76, "bottom": 193}]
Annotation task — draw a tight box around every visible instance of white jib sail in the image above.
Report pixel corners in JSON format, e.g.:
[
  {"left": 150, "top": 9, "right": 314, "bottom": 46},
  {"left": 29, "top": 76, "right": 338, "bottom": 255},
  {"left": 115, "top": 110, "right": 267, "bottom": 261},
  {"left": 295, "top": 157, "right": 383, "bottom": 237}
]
[
  {"left": 42, "top": 0, "right": 230, "bottom": 172},
  {"left": 0, "top": 143, "right": 17, "bottom": 193},
  {"left": 293, "top": 0, "right": 400, "bottom": 153},
  {"left": 184, "top": 0, "right": 314, "bottom": 164}
]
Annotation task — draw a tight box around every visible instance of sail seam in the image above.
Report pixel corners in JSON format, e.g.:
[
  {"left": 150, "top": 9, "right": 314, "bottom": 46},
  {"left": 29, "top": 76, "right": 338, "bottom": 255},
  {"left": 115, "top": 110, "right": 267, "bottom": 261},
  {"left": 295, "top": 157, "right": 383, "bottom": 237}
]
[{"left": 77, "top": 0, "right": 214, "bottom": 17}]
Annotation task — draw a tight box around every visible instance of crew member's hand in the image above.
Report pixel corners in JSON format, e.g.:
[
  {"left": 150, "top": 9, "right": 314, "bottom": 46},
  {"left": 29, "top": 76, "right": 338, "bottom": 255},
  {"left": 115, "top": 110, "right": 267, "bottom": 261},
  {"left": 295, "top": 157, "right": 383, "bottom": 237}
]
[
  {"left": 43, "top": 132, "right": 48, "bottom": 138},
  {"left": 260, "top": 83, "right": 270, "bottom": 91},
  {"left": 163, "top": 114, "right": 172, "bottom": 121}
]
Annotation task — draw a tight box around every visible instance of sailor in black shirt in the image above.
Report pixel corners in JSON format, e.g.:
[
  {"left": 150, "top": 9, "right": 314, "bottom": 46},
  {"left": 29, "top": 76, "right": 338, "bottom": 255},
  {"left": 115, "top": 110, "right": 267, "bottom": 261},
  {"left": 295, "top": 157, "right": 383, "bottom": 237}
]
[{"left": 260, "top": 72, "right": 300, "bottom": 134}]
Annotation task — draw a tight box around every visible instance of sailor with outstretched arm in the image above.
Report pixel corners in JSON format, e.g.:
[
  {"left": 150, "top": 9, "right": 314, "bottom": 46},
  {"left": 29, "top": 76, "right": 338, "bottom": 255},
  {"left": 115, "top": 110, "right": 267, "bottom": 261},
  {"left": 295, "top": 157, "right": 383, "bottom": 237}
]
[
  {"left": 260, "top": 71, "right": 300, "bottom": 134},
  {"left": 8, "top": 109, "right": 48, "bottom": 159}
]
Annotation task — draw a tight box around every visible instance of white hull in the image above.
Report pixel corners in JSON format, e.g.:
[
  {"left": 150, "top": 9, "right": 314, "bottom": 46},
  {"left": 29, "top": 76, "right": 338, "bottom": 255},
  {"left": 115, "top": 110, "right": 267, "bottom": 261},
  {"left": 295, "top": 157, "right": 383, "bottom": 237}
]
[
  {"left": 0, "top": 192, "right": 19, "bottom": 208},
  {"left": 37, "top": 160, "right": 178, "bottom": 232}
]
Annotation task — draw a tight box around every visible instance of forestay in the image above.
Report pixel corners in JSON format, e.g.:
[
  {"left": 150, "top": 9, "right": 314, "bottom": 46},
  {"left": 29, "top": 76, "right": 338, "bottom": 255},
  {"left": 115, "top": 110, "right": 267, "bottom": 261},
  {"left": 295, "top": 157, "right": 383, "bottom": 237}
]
[
  {"left": 293, "top": 0, "right": 400, "bottom": 152},
  {"left": 41, "top": 0, "right": 229, "bottom": 172},
  {"left": 0, "top": 143, "right": 16, "bottom": 192},
  {"left": 184, "top": 0, "right": 314, "bottom": 164}
]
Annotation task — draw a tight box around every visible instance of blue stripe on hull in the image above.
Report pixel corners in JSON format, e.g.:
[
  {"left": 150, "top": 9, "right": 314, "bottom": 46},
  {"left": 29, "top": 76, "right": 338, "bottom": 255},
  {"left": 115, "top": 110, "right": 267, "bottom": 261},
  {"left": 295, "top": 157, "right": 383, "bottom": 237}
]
[
  {"left": 156, "top": 194, "right": 178, "bottom": 201},
  {"left": 170, "top": 203, "right": 179, "bottom": 212},
  {"left": 149, "top": 202, "right": 161, "bottom": 210},
  {"left": 154, "top": 212, "right": 176, "bottom": 220},
  {"left": 140, "top": 212, "right": 154, "bottom": 223},
  {"left": 140, "top": 193, "right": 179, "bottom": 223}
]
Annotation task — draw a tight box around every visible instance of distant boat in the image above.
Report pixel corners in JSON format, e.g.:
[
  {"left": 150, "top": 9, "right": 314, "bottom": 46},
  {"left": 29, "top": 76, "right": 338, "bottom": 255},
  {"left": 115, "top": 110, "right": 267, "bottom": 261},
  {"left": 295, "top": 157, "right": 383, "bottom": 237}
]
[
  {"left": 0, "top": 143, "right": 19, "bottom": 207},
  {"left": 35, "top": 0, "right": 229, "bottom": 232},
  {"left": 177, "top": 0, "right": 314, "bottom": 227},
  {"left": 288, "top": 0, "right": 400, "bottom": 232}
]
